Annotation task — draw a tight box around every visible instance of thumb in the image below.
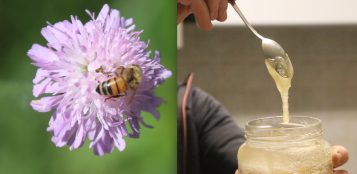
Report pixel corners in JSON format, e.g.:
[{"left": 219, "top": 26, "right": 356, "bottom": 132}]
[
  {"left": 334, "top": 170, "right": 349, "bottom": 174},
  {"left": 332, "top": 145, "right": 349, "bottom": 168}
]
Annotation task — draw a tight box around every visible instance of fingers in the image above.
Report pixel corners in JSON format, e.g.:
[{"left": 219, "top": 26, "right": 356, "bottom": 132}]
[
  {"left": 234, "top": 170, "right": 239, "bottom": 174},
  {"left": 332, "top": 145, "right": 349, "bottom": 168},
  {"left": 178, "top": 0, "right": 192, "bottom": 6},
  {"left": 177, "top": 3, "right": 192, "bottom": 24},
  {"left": 178, "top": 0, "right": 229, "bottom": 30},
  {"left": 217, "top": 0, "right": 228, "bottom": 22},
  {"left": 334, "top": 170, "right": 349, "bottom": 174},
  {"left": 191, "top": 0, "right": 213, "bottom": 30},
  {"left": 206, "top": 0, "right": 220, "bottom": 20}
]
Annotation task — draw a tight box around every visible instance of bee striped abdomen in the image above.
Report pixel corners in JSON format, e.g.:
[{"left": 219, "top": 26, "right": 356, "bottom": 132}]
[{"left": 96, "top": 77, "right": 127, "bottom": 96}]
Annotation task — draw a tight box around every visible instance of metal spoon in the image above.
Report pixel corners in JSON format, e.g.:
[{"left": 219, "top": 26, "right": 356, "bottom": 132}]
[{"left": 229, "top": 1, "right": 294, "bottom": 78}]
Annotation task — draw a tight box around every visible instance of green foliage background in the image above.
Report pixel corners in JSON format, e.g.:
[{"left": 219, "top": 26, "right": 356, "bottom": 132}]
[{"left": 0, "top": 0, "right": 176, "bottom": 173}]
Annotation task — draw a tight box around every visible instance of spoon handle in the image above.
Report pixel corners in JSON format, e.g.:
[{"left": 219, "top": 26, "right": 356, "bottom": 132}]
[{"left": 230, "top": 1, "right": 265, "bottom": 40}]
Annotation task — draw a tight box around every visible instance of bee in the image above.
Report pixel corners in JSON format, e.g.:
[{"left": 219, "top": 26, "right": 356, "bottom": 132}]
[{"left": 95, "top": 64, "right": 142, "bottom": 101}]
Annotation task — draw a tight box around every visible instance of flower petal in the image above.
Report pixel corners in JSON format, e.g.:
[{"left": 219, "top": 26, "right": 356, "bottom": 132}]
[
  {"left": 31, "top": 95, "right": 63, "bottom": 112},
  {"left": 108, "top": 127, "right": 126, "bottom": 151},
  {"left": 41, "top": 23, "right": 72, "bottom": 50},
  {"left": 91, "top": 131, "right": 114, "bottom": 156},
  {"left": 33, "top": 69, "right": 49, "bottom": 84},
  {"left": 69, "top": 123, "right": 86, "bottom": 150},
  {"left": 96, "top": 4, "right": 110, "bottom": 23},
  {"left": 27, "top": 44, "right": 59, "bottom": 69},
  {"left": 32, "top": 78, "right": 51, "bottom": 97}
]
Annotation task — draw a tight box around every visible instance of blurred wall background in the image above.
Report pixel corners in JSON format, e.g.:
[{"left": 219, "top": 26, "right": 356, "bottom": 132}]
[
  {"left": 0, "top": 0, "right": 176, "bottom": 174},
  {"left": 178, "top": 7, "right": 357, "bottom": 174},
  {"left": 214, "top": 0, "right": 357, "bottom": 25}
]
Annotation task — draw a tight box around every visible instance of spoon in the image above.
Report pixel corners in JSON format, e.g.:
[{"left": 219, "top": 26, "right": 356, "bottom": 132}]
[{"left": 229, "top": 1, "right": 294, "bottom": 78}]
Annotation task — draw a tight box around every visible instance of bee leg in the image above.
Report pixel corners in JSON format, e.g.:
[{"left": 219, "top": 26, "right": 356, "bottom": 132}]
[
  {"left": 96, "top": 66, "right": 113, "bottom": 77},
  {"left": 104, "top": 96, "right": 117, "bottom": 102},
  {"left": 101, "top": 71, "right": 113, "bottom": 77},
  {"left": 104, "top": 93, "right": 126, "bottom": 102},
  {"left": 115, "top": 66, "right": 125, "bottom": 76},
  {"left": 118, "top": 92, "right": 127, "bottom": 96},
  {"left": 95, "top": 66, "right": 105, "bottom": 73}
]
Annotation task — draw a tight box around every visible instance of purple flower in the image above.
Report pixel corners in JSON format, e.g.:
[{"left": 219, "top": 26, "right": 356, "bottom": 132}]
[{"left": 28, "top": 4, "right": 171, "bottom": 156}]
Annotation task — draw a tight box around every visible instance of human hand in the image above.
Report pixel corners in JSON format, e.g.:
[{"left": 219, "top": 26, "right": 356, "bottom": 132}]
[
  {"left": 332, "top": 145, "right": 349, "bottom": 174},
  {"left": 234, "top": 145, "right": 349, "bottom": 174},
  {"left": 177, "top": 0, "right": 229, "bottom": 31}
]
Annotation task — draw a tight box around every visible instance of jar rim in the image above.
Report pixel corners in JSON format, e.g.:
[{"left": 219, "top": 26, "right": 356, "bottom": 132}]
[{"left": 245, "top": 116, "right": 322, "bottom": 141}]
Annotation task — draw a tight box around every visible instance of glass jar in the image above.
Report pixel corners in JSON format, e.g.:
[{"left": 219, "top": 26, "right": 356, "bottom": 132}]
[{"left": 238, "top": 116, "right": 333, "bottom": 174}]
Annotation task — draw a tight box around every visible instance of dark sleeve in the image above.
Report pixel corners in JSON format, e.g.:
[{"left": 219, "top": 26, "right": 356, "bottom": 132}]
[{"left": 190, "top": 87, "right": 246, "bottom": 174}]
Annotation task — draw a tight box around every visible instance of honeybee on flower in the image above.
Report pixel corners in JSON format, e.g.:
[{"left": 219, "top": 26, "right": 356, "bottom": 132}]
[{"left": 28, "top": 4, "right": 171, "bottom": 156}]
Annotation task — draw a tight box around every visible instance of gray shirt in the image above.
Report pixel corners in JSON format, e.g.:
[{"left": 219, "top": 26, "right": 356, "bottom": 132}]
[{"left": 178, "top": 82, "right": 246, "bottom": 174}]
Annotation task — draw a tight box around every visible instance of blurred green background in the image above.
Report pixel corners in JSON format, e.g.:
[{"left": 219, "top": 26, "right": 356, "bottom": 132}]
[{"left": 0, "top": 0, "right": 176, "bottom": 174}]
